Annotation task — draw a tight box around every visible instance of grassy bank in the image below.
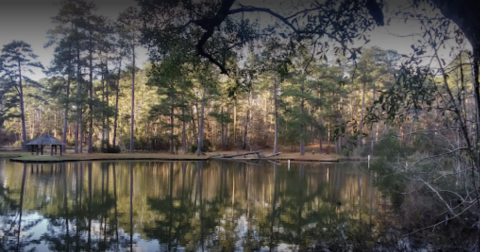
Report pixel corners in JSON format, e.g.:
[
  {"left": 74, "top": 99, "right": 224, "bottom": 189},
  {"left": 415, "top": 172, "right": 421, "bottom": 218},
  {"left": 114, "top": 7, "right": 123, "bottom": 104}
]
[
  {"left": 2, "top": 148, "right": 341, "bottom": 163},
  {"left": 0, "top": 151, "right": 29, "bottom": 158},
  {"left": 208, "top": 151, "right": 340, "bottom": 162},
  {"left": 9, "top": 152, "right": 209, "bottom": 163}
]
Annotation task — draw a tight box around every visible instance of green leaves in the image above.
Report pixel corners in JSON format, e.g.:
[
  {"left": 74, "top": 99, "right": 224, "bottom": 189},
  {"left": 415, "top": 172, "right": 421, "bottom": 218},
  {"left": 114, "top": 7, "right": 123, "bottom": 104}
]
[
  {"left": 1, "top": 41, "right": 44, "bottom": 75},
  {"left": 0, "top": 41, "right": 43, "bottom": 130},
  {"left": 208, "top": 111, "right": 233, "bottom": 124},
  {"left": 139, "top": 0, "right": 386, "bottom": 75},
  {"left": 367, "top": 64, "right": 437, "bottom": 124}
]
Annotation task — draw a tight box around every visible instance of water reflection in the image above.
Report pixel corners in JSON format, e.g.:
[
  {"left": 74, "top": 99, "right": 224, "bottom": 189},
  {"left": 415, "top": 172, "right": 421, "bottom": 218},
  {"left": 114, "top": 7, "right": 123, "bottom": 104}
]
[{"left": 0, "top": 159, "right": 386, "bottom": 251}]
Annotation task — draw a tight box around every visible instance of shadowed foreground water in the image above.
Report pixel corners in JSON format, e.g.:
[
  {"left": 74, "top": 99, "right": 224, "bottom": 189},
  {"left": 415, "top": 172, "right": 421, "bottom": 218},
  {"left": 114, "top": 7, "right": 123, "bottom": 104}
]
[{"left": 0, "top": 159, "right": 390, "bottom": 251}]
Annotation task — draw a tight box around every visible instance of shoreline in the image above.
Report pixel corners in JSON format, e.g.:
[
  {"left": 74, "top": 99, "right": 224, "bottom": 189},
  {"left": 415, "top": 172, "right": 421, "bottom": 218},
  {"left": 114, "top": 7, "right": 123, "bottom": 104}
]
[{"left": 1, "top": 151, "right": 346, "bottom": 163}]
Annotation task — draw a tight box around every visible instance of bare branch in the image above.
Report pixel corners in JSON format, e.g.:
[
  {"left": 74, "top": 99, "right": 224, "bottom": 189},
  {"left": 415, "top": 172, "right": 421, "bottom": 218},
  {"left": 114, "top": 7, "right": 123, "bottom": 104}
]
[{"left": 421, "top": 178, "right": 456, "bottom": 215}]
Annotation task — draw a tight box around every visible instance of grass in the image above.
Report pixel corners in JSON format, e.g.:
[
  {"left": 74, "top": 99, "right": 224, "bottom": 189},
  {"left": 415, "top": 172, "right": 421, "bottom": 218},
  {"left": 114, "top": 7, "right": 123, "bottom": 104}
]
[
  {"left": 13, "top": 155, "right": 79, "bottom": 162},
  {"left": 207, "top": 147, "right": 340, "bottom": 162},
  {"left": 9, "top": 152, "right": 209, "bottom": 163},
  {"left": 2, "top": 143, "right": 342, "bottom": 163},
  {"left": 0, "top": 151, "right": 29, "bottom": 158}
]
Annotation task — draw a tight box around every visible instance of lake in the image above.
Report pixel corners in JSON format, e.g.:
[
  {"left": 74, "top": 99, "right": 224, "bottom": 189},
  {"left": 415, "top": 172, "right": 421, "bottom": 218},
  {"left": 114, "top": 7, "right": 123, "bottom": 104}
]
[{"left": 0, "top": 159, "right": 390, "bottom": 251}]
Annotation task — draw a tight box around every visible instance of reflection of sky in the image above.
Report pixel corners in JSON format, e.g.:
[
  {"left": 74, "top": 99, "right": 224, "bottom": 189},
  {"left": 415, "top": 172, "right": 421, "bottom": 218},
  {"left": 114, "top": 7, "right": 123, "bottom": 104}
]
[
  {"left": 18, "top": 212, "right": 160, "bottom": 252},
  {"left": 23, "top": 213, "right": 50, "bottom": 252},
  {"left": 0, "top": 0, "right": 466, "bottom": 79}
]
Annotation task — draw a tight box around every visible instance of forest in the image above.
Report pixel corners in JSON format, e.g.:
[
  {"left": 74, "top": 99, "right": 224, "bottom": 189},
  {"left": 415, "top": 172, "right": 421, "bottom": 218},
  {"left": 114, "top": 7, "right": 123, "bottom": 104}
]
[
  {"left": 0, "top": 0, "right": 473, "bottom": 156},
  {"left": 1, "top": 0, "right": 480, "bottom": 249}
]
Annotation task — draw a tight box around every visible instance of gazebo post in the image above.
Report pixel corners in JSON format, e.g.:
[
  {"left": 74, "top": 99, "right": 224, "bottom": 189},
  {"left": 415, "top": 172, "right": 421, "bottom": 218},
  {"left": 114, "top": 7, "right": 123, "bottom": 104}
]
[
  {"left": 36, "top": 145, "right": 39, "bottom": 155},
  {"left": 31, "top": 145, "right": 34, "bottom": 155},
  {"left": 51, "top": 145, "right": 53, "bottom": 156},
  {"left": 55, "top": 145, "right": 57, "bottom": 155},
  {"left": 41, "top": 145, "right": 44, "bottom": 155},
  {"left": 60, "top": 145, "right": 63, "bottom": 156}
]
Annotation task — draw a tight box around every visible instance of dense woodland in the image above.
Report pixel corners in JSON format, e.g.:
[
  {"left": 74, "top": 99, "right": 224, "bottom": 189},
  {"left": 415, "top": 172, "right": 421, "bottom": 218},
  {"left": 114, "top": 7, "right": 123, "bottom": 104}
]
[
  {"left": 1, "top": 0, "right": 480, "bottom": 249},
  {"left": 0, "top": 0, "right": 472, "bottom": 156}
]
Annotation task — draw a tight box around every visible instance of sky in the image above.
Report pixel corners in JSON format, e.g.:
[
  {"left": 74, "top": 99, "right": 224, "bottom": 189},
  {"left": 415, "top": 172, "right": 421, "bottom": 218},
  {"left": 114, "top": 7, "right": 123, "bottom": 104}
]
[
  {"left": 0, "top": 0, "right": 147, "bottom": 80},
  {"left": 0, "top": 0, "right": 458, "bottom": 80}
]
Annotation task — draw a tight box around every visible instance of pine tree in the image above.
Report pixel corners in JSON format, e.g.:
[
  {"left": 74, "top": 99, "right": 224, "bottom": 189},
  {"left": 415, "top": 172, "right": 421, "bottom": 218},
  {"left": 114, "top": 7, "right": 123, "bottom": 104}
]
[
  {"left": 0, "top": 41, "right": 43, "bottom": 150},
  {"left": 117, "top": 7, "right": 141, "bottom": 153}
]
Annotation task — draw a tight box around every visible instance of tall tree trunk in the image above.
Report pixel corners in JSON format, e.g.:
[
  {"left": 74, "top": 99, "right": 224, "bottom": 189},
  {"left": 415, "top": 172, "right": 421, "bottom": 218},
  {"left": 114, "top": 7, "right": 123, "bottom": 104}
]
[
  {"left": 62, "top": 55, "right": 72, "bottom": 152},
  {"left": 358, "top": 77, "right": 366, "bottom": 148},
  {"left": 181, "top": 90, "right": 187, "bottom": 154},
  {"left": 196, "top": 101, "right": 200, "bottom": 133},
  {"left": 472, "top": 53, "right": 480, "bottom": 224},
  {"left": 225, "top": 108, "right": 229, "bottom": 149},
  {"left": 30, "top": 111, "right": 34, "bottom": 141},
  {"left": 300, "top": 74, "right": 305, "bottom": 155},
  {"left": 335, "top": 119, "right": 340, "bottom": 154},
  {"left": 243, "top": 91, "right": 251, "bottom": 150},
  {"left": 221, "top": 106, "right": 225, "bottom": 149},
  {"left": 196, "top": 85, "right": 207, "bottom": 156},
  {"left": 105, "top": 58, "right": 110, "bottom": 145},
  {"left": 75, "top": 42, "right": 82, "bottom": 153},
  {"left": 130, "top": 46, "right": 135, "bottom": 153},
  {"left": 170, "top": 90, "right": 175, "bottom": 154},
  {"left": 54, "top": 112, "right": 58, "bottom": 137},
  {"left": 319, "top": 117, "right": 323, "bottom": 152},
  {"left": 472, "top": 50, "right": 480, "bottom": 177},
  {"left": 87, "top": 36, "right": 94, "bottom": 154},
  {"left": 460, "top": 54, "right": 469, "bottom": 142},
  {"left": 371, "top": 83, "right": 376, "bottom": 155},
  {"left": 80, "top": 122, "right": 84, "bottom": 152},
  {"left": 234, "top": 102, "right": 237, "bottom": 149},
  {"left": 273, "top": 77, "right": 279, "bottom": 154},
  {"left": 17, "top": 61, "right": 27, "bottom": 151},
  {"left": 101, "top": 63, "right": 106, "bottom": 149},
  {"left": 113, "top": 59, "right": 121, "bottom": 148},
  {"left": 191, "top": 105, "right": 198, "bottom": 141}
]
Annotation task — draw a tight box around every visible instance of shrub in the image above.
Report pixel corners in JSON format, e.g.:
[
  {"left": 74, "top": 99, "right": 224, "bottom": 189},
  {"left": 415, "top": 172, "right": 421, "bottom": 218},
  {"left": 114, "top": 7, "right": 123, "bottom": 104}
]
[
  {"left": 190, "top": 139, "right": 212, "bottom": 153},
  {"left": 100, "top": 140, "right": 121, "bottom": 153},
  {"left": 375, "top": 130, "right": 409, "bottom": 161}
]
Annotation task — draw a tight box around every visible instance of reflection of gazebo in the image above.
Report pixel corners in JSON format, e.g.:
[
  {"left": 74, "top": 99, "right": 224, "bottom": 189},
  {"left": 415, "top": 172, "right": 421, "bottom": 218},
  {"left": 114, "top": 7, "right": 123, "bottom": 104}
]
[{"left": 27, "top": 134, "right": 66, "bottom": 156}]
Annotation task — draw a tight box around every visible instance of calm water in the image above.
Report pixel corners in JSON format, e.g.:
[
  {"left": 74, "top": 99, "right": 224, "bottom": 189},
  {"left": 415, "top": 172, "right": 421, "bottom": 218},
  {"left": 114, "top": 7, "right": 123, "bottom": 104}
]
[{"left": 0, "top": 159, "right": 390, "bottom": 251}]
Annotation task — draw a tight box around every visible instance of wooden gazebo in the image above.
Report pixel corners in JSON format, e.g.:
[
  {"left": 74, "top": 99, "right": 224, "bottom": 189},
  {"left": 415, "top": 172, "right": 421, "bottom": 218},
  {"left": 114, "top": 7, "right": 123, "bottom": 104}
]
[{"left": 27, "top": 134, "right": 66, "bottom": 156}]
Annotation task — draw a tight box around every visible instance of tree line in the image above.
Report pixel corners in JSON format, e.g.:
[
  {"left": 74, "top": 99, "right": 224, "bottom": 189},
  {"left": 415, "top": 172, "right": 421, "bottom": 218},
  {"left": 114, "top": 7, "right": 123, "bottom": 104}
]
[{"left": 0, "top": 0, "right": 478, "bottom": 159}]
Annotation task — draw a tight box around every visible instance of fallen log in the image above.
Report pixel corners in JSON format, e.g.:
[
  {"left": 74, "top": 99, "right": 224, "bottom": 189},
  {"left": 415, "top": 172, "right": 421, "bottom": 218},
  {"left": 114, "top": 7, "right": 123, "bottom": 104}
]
[{"left": 219, "top": 150, "right": 263, "bottom": 158}]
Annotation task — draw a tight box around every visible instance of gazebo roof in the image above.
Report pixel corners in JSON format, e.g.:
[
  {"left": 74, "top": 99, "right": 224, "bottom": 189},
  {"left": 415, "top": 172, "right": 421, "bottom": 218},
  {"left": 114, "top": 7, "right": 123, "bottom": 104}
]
[{"left": 27, "top": 134, "right": 66, "bottom": 146}]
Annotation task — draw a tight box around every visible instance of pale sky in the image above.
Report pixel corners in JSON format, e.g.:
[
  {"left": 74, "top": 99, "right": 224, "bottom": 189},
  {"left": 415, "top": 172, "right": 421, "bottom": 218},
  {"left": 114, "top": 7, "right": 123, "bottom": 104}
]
[
  {"left": 0, "top": 0, "right": 148, "bottom": 80},
  {"left": 0, "top": 0, "right": 460, "bottom": 80}
]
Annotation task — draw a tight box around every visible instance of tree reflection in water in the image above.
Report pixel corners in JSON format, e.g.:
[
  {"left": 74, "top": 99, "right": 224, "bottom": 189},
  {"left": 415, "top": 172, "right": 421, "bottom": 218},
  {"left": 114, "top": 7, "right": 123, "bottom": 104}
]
[{"left": 0, "top": 159, "right": 387, "bottom": 251}]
